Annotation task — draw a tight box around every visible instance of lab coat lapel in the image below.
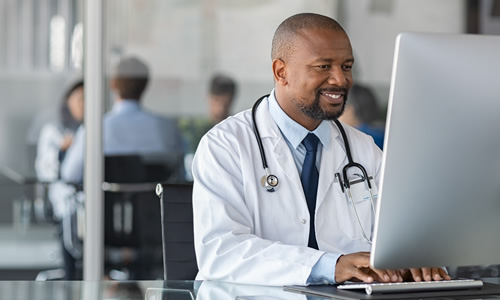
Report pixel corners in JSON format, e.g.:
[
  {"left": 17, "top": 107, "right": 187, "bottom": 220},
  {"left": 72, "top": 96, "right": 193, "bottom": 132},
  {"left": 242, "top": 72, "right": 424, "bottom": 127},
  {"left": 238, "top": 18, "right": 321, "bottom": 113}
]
[
  {"left": 273, "top": 138, "right": 303, "bottom": 193},
  {"left": 256, "top": 98, "right": 305, "bottom": 200},
  {"left": 316, "top": 121, "right": 348, "bottom": 208}
]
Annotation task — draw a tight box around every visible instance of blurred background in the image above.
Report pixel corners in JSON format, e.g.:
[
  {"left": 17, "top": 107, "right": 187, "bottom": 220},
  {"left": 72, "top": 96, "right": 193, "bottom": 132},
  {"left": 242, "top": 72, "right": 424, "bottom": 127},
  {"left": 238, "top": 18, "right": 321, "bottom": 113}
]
[{"left": 0, "top": 0, "right": 498, "bottom": 280}]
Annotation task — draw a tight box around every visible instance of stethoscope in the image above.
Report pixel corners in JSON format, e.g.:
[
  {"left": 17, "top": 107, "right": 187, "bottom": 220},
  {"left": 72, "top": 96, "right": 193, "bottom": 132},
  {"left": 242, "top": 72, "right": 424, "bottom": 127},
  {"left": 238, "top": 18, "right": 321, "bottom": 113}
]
[{"left": 252, "top": 95, "right": 376, "bottom": 243}]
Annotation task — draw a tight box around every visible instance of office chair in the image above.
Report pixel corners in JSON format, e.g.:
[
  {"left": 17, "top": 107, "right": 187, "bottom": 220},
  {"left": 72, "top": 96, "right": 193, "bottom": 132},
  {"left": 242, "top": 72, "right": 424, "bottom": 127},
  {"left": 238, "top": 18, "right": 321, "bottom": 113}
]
[
  {"left": 61, "top": 154, "right": 175, "bottom": 280},
  {"left": 156, "top": 183, "right": 198, "bottom": 280},
  {"left": 104, "top": 155, "right": 175, "bottom": 279}
]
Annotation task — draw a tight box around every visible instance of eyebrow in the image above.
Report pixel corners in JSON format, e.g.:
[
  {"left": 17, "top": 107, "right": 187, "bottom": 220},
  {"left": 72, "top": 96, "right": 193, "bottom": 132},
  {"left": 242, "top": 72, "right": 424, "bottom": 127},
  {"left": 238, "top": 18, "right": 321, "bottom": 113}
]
[{"left": 312, "top": 57, "right": 355, "bottom": 64}]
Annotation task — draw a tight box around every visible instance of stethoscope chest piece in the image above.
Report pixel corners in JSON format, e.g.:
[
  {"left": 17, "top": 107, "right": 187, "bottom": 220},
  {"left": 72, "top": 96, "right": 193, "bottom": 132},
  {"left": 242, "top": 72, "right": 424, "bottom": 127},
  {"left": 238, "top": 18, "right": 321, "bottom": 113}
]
[{"left": 261, "top": 174, "right": 279, "bottom": 192}]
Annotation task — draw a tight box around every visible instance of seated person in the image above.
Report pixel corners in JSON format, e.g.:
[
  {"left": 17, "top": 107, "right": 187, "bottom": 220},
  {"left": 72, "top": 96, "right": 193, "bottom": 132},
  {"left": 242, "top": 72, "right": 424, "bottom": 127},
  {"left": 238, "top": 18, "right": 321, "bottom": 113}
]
[
  {"left": 178, "top": 73, "right": 237, "bottom": 154},
  {"left": 35, "top": 78, "right": 84, "bottom": 280},
  {"left": 61, "top": 56, "right": 184, "bottom": 183},
  {"left": 178, "top": 73, "right": 237, "bottom": 180},
  {"left": 338, "top": 83, "right": 385, "bottom": 149},
  {"left": 35, "top": 78, "right": 84, "bottom": 220},
  {"left": 191, "top": 13, "right": 450, "bottom": 286}
]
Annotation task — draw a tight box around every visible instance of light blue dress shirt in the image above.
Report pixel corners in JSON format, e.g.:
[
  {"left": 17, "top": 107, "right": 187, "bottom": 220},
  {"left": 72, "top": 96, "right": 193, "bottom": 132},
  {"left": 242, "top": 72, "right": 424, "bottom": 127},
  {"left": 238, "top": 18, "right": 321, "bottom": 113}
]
[
  {"left": 267, "top": 91, "right": 340, "bottom": 285},
  {"left": 61, "top": 100, "right": 184, "bottom": 183}
]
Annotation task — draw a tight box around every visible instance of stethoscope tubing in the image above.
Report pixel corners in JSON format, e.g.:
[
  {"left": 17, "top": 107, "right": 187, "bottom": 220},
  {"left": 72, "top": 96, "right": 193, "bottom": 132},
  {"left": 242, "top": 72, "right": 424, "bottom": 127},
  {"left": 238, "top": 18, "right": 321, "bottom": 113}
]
[
  {"left": 252, "top": 95, "right": 376, "bottom": 243},
  {"left": 252, "top": 95, "right": 271, "bottom": 171}
]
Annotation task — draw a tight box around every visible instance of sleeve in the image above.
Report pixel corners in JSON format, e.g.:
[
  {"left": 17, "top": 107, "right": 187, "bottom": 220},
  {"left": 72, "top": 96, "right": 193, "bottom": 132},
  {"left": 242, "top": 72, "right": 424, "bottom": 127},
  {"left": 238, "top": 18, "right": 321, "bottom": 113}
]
[
  {"left": 192, "top": 127, "right": 324, "bottom": 286},
  {"left": 60, "top": 125, "right": 85, "bottom": 183},
  {"left": 35, "top": 123, "right": 61, "bottom": 181},
  {"left": 308, "top": 252, "right": 341, "bottom": 285}
]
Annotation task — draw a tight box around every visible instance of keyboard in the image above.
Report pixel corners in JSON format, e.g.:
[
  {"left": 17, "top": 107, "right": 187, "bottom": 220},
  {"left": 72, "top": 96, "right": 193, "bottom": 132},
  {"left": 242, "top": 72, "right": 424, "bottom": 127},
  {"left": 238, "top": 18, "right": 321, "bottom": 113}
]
[{"left": 337, "top": 279, "right": 483, "bottom": 295}]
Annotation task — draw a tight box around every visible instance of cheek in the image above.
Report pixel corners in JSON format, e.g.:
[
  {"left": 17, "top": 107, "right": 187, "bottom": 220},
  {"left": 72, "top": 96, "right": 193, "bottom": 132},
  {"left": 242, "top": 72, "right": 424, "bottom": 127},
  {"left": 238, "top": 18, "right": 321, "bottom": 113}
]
[
  {"left": 347, "top": 77, "right": 354, "bottom": 89},
  {"left": 69, "top": 99, "right": 84, "bottom": 120}
]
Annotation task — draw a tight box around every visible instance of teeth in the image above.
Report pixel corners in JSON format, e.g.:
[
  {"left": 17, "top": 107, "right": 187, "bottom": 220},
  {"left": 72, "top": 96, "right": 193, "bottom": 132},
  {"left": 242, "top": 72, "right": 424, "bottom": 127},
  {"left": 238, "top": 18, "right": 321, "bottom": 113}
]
[{"left": 324, "top": 93, "right": 341, "bottom": 99}]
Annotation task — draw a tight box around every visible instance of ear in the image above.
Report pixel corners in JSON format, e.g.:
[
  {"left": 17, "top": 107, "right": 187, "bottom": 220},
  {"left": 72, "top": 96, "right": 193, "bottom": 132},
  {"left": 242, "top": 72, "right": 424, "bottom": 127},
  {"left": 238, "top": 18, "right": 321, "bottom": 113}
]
[
  {"left": 110, "top": 78, "right": 117, "bottom": 91},
  {"left": 272, "top": 59, "right": 287, "bottom": 86}
]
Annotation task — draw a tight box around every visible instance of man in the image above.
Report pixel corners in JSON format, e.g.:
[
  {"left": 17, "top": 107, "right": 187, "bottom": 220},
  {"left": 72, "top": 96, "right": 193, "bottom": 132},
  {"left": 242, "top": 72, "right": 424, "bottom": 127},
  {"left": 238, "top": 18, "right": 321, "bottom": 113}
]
[
  {"left": 178, "top": 73, "right": 237, "bottom": 154},
  {"left": 192, "top": 13, "right": 450, "bottom": 286},
  {"left": 207, "top": 73, "right": 237, "bottom": 125},
  {"left": 178, "top": 73, "right": 237, "bottom": 181},
  {"left": 338, "top": 83, "right": 385, "bottom": 149},
  {"left": 61, "top": 56, "right": 184, "bottom": 183}
]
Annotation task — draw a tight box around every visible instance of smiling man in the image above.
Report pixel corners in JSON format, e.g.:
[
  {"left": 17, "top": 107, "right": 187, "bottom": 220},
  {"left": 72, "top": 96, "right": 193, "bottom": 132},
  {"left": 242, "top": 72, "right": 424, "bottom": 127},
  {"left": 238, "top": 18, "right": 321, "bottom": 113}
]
[{"left": 192, "top": 13, "right": 450, "bottom": 286}]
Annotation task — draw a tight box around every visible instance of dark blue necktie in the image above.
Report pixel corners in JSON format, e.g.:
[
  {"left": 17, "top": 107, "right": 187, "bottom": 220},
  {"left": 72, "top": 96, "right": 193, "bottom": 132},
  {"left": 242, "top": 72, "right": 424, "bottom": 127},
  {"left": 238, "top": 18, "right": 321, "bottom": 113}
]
[{"left": 301, "top": 133, "right": 320, "bottom": 249}]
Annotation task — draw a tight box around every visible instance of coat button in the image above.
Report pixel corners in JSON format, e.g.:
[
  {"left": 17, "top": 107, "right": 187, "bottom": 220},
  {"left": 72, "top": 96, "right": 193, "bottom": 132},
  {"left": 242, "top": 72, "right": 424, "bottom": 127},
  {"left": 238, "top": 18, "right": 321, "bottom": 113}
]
[{"left": 301, "top": 219, "right": 307, "bottom": 224}]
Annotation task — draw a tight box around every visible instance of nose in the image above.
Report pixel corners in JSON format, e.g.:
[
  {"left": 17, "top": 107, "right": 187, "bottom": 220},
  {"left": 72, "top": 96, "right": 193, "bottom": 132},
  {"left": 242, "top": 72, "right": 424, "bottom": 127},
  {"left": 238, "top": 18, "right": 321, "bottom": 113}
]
[{"left": 327, "top": 66, "right": 348, "bottom": 87}]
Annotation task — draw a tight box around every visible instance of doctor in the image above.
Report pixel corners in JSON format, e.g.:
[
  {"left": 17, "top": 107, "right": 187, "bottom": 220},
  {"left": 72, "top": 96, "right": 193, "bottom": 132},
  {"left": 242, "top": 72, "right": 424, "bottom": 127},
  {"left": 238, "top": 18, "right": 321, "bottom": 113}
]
[{"left": 192, "top": 13, "right": 450, "bottom": 286}]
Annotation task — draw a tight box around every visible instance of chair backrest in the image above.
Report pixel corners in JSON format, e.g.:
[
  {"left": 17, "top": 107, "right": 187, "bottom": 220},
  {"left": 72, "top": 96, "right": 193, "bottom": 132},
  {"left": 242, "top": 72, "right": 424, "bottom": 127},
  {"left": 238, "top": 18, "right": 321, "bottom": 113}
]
[
  {"left": 61, "top": 155, "right": 169, "bottom": 279},
  {"left": 157, "top": 183, "right": 197, "bottom": 280},
  {"left": 103, "top": 155, "right": 167, "bottom": 279},
  {"left": 104, "top": 155, "right": 164, "bottom": 247}
]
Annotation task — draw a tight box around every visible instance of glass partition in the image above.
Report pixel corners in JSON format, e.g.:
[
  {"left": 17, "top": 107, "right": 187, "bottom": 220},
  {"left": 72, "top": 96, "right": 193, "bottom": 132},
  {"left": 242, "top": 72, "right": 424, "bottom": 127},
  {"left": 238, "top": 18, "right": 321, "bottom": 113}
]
[
  {"left": 0, "top": 0, "right": 469, "bottom": 280},
  {"left": 0, "top": 0, "right": 83, "bottom": 279}
]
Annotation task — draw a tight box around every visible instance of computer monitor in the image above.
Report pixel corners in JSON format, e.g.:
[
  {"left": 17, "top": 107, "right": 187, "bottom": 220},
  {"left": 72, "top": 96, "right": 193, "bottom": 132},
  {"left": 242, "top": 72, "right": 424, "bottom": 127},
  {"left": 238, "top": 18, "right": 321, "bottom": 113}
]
[{"left": 371, "top": 32, "right": 500, "bottom": 270}]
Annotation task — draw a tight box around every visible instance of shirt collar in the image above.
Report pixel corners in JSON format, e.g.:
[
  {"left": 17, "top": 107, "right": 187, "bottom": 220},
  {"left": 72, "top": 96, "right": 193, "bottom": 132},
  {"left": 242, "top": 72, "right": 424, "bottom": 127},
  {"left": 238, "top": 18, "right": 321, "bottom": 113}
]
[
  {"left": 112, "top": 99, "right": 141, "bottom": 113},
  {"left": 268, "top": 89, "right": 331, "bottom": 150}
]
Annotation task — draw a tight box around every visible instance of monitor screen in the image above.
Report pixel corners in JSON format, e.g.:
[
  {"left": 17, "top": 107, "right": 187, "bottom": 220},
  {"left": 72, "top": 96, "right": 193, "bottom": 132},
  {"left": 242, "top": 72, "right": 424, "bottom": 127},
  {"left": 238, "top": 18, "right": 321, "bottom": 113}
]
[{"left": 371, "top": 32, "right": 500, "bottom": 270}]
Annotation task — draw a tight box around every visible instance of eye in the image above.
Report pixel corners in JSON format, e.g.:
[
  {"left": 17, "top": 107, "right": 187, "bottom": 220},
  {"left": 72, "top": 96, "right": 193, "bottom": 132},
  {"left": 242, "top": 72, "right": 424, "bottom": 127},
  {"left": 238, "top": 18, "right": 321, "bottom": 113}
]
[
  {"left": 342, "top": 65, "right": 353, "bottom": 71},
  {"left": 317, "top": 65, "right": 330, "bottom": 70}
]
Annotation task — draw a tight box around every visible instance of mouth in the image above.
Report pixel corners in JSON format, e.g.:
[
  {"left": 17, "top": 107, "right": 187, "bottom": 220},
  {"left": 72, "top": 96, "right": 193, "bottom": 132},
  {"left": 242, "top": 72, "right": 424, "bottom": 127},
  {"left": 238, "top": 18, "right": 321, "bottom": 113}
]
[{"left": 320, "top": 91, "right": 345, "bottom": 105}]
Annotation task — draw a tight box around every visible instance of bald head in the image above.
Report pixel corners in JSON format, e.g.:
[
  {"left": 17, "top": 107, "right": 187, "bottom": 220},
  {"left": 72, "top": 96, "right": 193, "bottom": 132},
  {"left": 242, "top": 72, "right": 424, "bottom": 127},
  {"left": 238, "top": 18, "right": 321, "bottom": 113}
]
[{"left": 271, "top": 13, "right": 346, "bottom": 62}]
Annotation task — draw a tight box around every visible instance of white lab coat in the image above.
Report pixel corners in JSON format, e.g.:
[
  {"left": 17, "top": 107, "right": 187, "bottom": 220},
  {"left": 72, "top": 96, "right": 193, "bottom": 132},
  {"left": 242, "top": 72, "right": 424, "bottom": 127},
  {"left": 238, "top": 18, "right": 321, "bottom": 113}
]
[
  {"left": 35, "top": 121, "right": 77, "bottom": 220},
  {"left": 192, "top": 96, "right": 383, "bottom": 286}
]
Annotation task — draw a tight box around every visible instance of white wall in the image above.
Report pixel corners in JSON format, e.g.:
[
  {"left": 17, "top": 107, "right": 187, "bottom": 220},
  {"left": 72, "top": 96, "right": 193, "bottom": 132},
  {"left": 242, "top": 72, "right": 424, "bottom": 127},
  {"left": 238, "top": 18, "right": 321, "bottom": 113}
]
[
  {"left": 104, "top": 0, "right": 339, "bottom": 116},
  {"left": 0, "top": 0, "right": 470, "bottom": 174},
  {"left": 103, "top": 0, "right": 467, "bottom": 114},
  {"left": 341, "top": 0, "right": 466, "bottom": 105}
]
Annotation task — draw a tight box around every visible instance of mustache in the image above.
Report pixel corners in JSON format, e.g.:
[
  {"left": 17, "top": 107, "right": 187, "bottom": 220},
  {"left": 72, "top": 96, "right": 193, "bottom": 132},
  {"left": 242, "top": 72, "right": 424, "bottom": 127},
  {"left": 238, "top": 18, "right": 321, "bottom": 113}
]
[{"left": 317, "top": 87, "right": 348, "bottom": 94}]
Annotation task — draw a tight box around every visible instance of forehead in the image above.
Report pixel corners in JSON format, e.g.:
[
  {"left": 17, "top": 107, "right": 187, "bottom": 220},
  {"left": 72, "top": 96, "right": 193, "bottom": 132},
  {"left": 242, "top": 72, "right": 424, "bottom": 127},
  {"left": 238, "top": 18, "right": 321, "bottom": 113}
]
[{"left": 291, "top": 28, "right": 353, "bottom": 62}]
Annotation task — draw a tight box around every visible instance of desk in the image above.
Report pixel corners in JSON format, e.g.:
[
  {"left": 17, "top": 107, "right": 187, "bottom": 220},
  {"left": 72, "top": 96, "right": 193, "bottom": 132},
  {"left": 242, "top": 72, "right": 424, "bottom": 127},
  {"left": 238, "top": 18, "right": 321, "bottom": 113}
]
[
  {"left": 0, "top": 279, "right": 499, "bottom": 300},
  {"left": 0, "top": 225, "right": 62, "bottom": 279}
]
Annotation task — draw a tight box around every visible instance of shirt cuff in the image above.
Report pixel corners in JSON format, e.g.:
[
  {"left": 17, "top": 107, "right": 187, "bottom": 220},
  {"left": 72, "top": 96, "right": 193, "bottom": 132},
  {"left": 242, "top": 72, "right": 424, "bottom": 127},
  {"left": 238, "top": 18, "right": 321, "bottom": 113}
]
[{"left": 307, "top": 252, "right": 341, "bottom": 285}]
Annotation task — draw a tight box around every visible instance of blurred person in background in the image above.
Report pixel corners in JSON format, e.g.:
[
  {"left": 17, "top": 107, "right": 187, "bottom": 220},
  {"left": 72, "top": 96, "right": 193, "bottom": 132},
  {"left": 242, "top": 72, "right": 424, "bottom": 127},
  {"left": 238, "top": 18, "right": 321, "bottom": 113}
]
[
  {"left": 61, "top": 56, "right": 184, "bottom": 183},
  {"left": 208, "top": 73, "right": 237, "bottom": 125},
  {"left": 35, "top": 78, "right": 84, "bottom": 220},
  {"left": 35, "top": 78, "right": 84, "bottom": 280},
  {"left": 178, "top": 73, "right": 237, "bottom": 181},
  {"left": 179, "top": 73, "right": 238, "bottom": 154},
  {"left": 338, "top": 84, "right": 385, "bottom": 149}
]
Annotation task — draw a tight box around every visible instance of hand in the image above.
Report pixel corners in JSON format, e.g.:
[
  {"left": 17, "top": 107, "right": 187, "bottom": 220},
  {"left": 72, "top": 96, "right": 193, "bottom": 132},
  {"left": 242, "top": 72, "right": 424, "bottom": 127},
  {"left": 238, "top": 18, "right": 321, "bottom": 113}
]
[
  {"left": 60, "top": 134, "right": 74, "bottom": 151},
  {"left": 335, "top": 252, "right": 404, "bottom": 283},
  {"left": 403, "top": 267, "right": 451, "bottom": 282}
]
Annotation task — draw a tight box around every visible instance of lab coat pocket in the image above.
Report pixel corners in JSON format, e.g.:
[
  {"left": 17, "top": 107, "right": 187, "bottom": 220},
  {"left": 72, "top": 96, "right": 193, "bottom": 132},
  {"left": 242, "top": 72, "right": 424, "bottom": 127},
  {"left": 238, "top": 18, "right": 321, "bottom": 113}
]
[{"left": 341, "top": 176, "right": 378, "bottom": 241}]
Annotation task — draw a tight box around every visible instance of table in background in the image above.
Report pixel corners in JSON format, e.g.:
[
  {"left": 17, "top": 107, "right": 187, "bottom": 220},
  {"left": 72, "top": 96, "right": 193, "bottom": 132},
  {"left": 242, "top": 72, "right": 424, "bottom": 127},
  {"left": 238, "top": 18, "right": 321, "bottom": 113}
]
[{"left": 0, "top": 225, "right": 61, "bottom": 280}]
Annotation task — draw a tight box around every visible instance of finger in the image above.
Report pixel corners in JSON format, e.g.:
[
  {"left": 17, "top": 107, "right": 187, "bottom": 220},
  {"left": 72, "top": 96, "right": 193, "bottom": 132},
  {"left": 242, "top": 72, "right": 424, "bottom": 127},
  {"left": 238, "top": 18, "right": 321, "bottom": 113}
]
[
  {"left": 400, "top": 269, "right": 412, "bottom": 281},
  {"left": 369, "top": 268, "right": 391, "bottom": 282},
  {"left": 438, "top": 268, "right": 452, "bottom": 280},
  {"left": 383, "top": 269, "right": 402, "bottom": 282},
  {"left": 353, "top": 267, "right": 374, "bottom": 283},
  {"left": 394, "top": 269, "right": 404, "bottom": 282},
  {"left": 421, "top": 267, "right": 432, "bottom": 281},
  {"left": 431, "top": 268, "right": 443, "bottom": 281},
  {"left": 409, "top": 268, "right": 423, "bottom": 282}
]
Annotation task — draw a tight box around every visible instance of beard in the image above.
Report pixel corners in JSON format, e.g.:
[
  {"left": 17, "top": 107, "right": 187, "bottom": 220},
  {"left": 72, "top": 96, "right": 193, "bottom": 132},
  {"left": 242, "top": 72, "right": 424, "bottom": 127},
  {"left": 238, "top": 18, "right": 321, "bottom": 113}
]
[{"left": 294, "top": 87, "right": 349, "bottom": 120}]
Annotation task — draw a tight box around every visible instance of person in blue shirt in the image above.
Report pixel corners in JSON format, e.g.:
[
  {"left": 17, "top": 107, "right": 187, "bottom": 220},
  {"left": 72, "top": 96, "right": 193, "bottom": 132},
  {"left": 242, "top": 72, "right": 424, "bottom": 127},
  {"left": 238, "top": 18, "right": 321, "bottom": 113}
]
[
  {"left": 338, "top": 84, "right": 385, "bottom": 149},
  {"left": 61, "top": 57, "right": 184, "bottom": 183}
]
